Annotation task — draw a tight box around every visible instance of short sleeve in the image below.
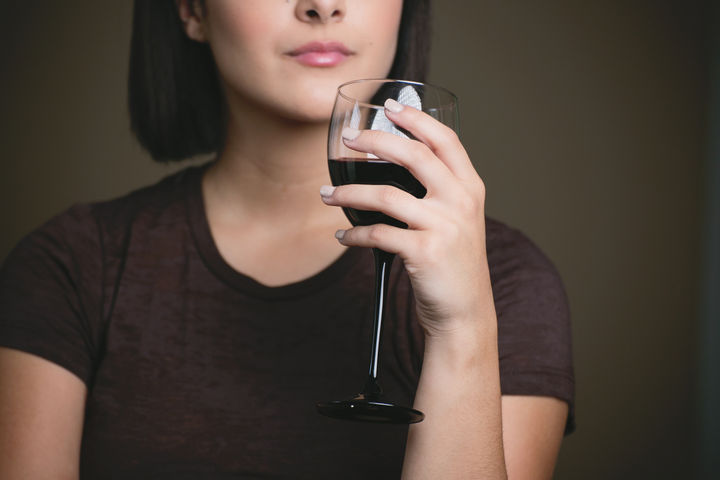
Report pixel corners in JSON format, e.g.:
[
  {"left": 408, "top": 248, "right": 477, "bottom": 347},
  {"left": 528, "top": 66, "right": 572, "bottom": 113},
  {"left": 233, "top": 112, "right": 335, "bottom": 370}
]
[
  {"left": 0, "top": 204, "right": 105, "bottom": 385},
  {"left": 486, "top": 219, "right": 575, "bottom": 434}
]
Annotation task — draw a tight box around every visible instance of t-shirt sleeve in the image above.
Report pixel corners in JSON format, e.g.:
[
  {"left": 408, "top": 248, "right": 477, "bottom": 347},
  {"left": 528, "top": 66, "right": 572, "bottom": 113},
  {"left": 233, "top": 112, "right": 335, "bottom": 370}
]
[
  {"left": 486, "top": 219, "right": 575, "bottom": 434},
  {"left": 0, "top": 204, "right": 104, "bottom": 385}
]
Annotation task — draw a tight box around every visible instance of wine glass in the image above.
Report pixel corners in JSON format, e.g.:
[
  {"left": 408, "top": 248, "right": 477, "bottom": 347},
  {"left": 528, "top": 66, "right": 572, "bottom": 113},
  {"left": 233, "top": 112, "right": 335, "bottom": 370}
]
[{"left": 317, "top": 79, "right": 459, "bottom": 424}]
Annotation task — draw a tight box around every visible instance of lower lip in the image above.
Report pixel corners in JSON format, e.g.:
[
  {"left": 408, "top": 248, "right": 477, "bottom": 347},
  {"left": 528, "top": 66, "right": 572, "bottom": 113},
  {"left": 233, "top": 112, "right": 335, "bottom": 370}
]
[{"left": 291, "top": 51, "right": 348, "bottom": 67}]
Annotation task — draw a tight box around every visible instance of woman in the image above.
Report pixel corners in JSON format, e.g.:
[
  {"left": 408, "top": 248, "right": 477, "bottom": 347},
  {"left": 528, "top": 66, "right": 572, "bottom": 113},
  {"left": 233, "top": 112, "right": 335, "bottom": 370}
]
[{"left": 0, "top": 1, "right": 573, "bottom": 478}]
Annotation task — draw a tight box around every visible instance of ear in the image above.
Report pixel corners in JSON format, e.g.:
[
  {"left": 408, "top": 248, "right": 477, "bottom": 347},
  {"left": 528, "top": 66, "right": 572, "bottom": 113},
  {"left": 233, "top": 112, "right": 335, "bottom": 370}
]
[{"left": 176, "top": 0, "right": 207, "bottom": 42}]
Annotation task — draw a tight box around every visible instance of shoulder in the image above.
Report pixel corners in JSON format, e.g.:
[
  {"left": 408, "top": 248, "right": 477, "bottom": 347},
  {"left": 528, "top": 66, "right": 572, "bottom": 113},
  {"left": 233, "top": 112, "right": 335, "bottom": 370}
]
[
  {"left": 485, "top": 217, "right": 561, "bottom": 277},
  {"left": 5, "top": 165, "right": 200, "bottom": 264},
  {"left": 89, "top": 164, "right": 204, "bottom": 239},
  {"left": 485, "top": 217, "right": 567, "bottom": 312},
  {"left": 484, "top": 216, "right": 570, "bottom": 336},
  {"left": 485, "top": 217, "right": 575, "bottom": 432},
  {"left": 0, "top": 165, "right": 204, "bottom": 384}
]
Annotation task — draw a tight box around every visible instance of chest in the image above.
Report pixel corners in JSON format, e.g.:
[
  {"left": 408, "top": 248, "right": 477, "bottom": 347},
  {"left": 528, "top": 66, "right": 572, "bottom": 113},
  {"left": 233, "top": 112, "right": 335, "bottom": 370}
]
[{"left": 80, "top": 253, "right": 421, "bottom": 478}]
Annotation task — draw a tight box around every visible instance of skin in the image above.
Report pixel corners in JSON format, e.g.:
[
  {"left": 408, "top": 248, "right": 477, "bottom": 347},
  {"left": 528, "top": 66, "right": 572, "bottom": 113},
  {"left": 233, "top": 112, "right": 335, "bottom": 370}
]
[
  {"left": 0, "top": 348, "right": 86, "bottom": 479},
  {"left": 0, "top": 1, "right": 568, "bottom": 478}
]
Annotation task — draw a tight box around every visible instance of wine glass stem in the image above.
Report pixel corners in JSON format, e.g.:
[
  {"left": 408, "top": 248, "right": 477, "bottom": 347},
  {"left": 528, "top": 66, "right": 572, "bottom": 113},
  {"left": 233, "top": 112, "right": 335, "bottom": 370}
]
[{"left": 369, "top": 248, "right": 394, "bottom": 382}]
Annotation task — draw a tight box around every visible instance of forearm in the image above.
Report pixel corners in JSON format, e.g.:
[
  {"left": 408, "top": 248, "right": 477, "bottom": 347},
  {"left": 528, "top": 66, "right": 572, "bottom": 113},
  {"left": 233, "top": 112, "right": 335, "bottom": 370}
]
[
  {"left": 324, "top": 89, "right": 509, "bottom": 477},
  {"left": 401, "top": 320, "right": 506, "bottom": 480}
]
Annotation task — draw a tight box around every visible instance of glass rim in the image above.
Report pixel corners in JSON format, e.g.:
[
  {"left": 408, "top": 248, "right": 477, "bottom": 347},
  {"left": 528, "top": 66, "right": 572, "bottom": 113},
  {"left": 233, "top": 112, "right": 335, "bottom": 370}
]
[{"left": 336, "top": 78, "right": 458, "bottom": 109}]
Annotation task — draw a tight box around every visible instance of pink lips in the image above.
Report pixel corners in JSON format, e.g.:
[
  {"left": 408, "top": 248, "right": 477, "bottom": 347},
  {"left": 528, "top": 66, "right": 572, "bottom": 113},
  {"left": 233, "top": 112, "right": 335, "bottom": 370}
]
[{"left": 287, "top": 42, "right": 353, "bottom": 67}]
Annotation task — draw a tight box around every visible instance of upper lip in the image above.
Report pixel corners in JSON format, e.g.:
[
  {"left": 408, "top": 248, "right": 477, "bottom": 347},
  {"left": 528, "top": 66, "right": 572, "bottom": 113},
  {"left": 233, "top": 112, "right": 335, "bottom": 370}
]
[{"left": 287, "top": 41, "right": 354, "bottom": 56}]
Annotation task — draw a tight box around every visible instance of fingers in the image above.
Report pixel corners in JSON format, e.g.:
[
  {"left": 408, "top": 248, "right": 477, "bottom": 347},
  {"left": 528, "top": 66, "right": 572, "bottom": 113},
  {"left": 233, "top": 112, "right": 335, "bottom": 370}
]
[
  {"left": 341, "top": 128, "right": 454, "bottom": 194},
  {"left": 320, "top": 184, "right": 433, "bottom": 229},
  {"left": 327, "top": 99, "right": 484, "bottom": 258},
  {"left": 334, "top": 223, "right": 416, "bottom": 257},
  {"left": 382, "top": 99, "right": 477, "bottom": 180}
]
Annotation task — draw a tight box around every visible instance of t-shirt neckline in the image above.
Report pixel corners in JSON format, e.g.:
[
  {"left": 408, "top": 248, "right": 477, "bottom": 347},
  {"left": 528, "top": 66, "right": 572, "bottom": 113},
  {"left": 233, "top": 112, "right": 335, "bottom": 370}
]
[{"left": 184, "top": 163, "right": 363, "bottom": 300}]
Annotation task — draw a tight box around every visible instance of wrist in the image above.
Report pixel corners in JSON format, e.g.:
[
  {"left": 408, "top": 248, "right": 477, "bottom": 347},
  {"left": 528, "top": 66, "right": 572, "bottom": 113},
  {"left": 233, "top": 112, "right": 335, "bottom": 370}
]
[
  {"left": 416, "top": 281, "right": 496, "bottom": 339},
  {"left": 422, "top": 317, "right": 498, "bottom": 374}
]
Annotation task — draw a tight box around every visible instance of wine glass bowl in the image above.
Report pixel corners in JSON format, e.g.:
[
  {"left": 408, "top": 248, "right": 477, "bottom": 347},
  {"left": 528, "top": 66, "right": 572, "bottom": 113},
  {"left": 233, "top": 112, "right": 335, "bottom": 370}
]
[
  {"left": 317, "top": 79, "right": 458, "bottom": 424},
  {"left": 326, "top": 79, "right": 458, "bottom": 229}
]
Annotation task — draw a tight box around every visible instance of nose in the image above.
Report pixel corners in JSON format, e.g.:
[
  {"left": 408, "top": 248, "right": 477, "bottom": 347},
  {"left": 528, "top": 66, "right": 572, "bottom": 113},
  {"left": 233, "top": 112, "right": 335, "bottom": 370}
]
[{"left": 295, "top": 0, "right": 346, "bottom": 24}]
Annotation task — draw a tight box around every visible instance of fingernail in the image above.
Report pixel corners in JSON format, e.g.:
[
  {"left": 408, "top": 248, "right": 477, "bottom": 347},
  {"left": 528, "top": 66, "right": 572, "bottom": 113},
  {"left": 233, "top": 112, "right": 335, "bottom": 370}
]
[
  {"left": 342, "top": 127, "right": 361, "bottom": 140},
  {"left": 334, "top": 229, "right": 346, "bottom": 240},
  {"left": 320, "top": 185, "right": 335, "bottom": 197},
  {"left": 384, "top": 98, "right": 404, "bottom": 113}
]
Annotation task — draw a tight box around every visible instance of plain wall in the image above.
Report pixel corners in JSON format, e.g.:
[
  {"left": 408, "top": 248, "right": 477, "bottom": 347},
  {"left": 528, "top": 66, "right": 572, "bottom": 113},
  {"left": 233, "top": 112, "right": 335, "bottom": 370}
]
[
  {"left": 700, "top": 2, "right": 720, "bottom": 475},
  {"left": 0, "top": 2, "right": 709, "bottom": 478}
]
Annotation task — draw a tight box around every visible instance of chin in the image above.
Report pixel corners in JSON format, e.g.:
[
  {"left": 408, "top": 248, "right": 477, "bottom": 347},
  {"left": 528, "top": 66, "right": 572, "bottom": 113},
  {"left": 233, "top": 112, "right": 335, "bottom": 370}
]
[
  {"left": 273, "top": 82, "right": 342, "bottom": 123},
  {"left": 287, "top": 69, "right": 389, "bottom": 121},
  {"left": 280, "top": 100, "right": 336, "bottom": 124}
]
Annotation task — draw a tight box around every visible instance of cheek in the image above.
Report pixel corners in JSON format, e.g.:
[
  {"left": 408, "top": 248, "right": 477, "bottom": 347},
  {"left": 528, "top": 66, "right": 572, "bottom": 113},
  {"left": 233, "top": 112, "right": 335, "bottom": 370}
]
[
  {"left": 213, "top": 7, "right": 270, "bottom": 46},
  {"left": 361, "top": 2, "right": 403, "bottom": 76},
  {"left": 204, "top": 2, "right": 279, "bottom": 80}
]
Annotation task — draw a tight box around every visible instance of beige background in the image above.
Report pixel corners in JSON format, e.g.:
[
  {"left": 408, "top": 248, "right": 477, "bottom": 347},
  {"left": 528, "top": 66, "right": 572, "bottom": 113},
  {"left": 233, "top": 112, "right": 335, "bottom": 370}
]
[{"left": 0, "top": 1, "right": 708, "bottom": 478}]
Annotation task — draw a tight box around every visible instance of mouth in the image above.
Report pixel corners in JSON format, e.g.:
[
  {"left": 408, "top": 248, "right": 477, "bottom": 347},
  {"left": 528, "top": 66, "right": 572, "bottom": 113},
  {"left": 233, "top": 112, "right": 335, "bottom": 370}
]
[{"left": 286, "top": 41, "right": 354, "bottom": 67}]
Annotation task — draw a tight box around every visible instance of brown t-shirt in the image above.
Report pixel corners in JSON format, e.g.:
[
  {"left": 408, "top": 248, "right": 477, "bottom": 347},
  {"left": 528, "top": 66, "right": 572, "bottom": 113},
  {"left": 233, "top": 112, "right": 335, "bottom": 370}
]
[{"left": 0, "top": 164, "right": 574, "bottom": 479}]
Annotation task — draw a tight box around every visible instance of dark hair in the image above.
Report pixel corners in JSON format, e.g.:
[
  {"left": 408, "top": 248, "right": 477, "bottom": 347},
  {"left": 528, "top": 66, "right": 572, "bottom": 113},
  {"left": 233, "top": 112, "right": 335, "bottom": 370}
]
[{"left": 128, "top": 0, "right": 432, "bottom": 162}]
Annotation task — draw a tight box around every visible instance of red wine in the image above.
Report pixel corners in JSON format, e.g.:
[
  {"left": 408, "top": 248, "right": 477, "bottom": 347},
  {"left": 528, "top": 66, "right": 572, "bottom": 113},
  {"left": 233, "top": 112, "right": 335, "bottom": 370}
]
[{"left": 328, "top": 158, "right": 427, "bottom": 227}]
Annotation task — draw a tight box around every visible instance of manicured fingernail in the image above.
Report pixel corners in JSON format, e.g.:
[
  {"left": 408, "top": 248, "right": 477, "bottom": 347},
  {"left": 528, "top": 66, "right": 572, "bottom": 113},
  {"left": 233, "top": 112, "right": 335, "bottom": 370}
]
[
  {"left": 334, "top": 229, "right": 346, "bottom": 240},
  {"left": 384, "top": 98, "right": 404, "bottom": 113},
  {"left": 320, "top": 185, "right": 335, "bottom": 197},
  {"left": 342, "top": 127, "right": 361, "bottom": 140}
]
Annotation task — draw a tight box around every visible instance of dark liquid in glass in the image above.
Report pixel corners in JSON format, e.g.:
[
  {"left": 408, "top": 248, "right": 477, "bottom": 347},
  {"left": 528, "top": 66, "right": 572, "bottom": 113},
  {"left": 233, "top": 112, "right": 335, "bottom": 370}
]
[{"left": 328, "top": 158, "right": 426, "bottom": 228}]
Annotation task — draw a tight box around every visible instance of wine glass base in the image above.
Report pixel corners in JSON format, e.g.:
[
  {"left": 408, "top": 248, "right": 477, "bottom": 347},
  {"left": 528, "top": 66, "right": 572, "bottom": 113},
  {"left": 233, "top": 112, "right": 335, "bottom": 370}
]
[{"left": 317, "top": 399, "right": 424, "bottom": 424}]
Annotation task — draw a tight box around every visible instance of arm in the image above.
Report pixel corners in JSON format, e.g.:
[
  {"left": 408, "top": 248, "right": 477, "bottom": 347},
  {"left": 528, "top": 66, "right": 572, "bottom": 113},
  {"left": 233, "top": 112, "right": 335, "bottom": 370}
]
[
  {"left": 403, "top": 324, "right": 506, "bottom": 479},
  {"left": 0, "top": 347, "right": 87, "bottom": 480},
  {"left": 402, "top": 334, "right": 568, "bottom": 480},
  {"left": 321, "top": 99, "right": 569, "bottom": 477},
  {"left": 502, "top": 396, "right": 568, "bottom": 479}
]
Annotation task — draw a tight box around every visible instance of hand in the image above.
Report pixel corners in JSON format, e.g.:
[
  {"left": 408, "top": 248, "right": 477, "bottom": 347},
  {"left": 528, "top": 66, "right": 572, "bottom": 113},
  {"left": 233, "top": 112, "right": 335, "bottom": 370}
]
[{"left": 320, "top": 99, "right": 495, "bottom": 336}]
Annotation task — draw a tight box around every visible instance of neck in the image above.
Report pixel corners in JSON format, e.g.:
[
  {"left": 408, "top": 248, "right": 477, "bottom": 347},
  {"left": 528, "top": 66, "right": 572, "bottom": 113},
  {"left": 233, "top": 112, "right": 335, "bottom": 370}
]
[{"left": 204, "top": 97, "right": 340, "bottom": 229}]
